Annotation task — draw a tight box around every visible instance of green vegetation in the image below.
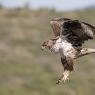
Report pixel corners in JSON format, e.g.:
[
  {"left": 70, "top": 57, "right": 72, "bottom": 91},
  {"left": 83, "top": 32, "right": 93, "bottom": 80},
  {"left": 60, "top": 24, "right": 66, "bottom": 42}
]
[{"left": 0, "top": 8, "right": 95, "bottom": 95}]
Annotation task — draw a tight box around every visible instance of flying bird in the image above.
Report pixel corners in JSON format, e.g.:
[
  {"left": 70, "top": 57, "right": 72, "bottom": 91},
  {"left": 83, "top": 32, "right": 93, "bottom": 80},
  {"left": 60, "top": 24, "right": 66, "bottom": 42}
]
[{"left": 41, "top": 18, "right": 95, "bottom": 84}]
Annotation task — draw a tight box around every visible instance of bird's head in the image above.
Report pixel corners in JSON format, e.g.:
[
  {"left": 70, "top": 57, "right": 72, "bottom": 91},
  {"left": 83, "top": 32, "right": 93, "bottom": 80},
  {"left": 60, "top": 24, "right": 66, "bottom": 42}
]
[{"left": 41, "top": 38, "right": 58, "bottom": 50}]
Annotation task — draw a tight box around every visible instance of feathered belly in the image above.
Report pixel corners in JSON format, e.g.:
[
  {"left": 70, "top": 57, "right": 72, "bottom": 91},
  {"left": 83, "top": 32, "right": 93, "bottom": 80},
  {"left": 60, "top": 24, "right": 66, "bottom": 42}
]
[{"left": 51, "top": 38, "right": 77, "bottom": 58}]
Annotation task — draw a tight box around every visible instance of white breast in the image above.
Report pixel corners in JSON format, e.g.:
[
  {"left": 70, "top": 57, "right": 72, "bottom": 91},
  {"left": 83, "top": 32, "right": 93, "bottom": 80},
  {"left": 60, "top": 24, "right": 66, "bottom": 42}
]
[{"left": 51, "top": 38, "right": 76, "bottom": 58}]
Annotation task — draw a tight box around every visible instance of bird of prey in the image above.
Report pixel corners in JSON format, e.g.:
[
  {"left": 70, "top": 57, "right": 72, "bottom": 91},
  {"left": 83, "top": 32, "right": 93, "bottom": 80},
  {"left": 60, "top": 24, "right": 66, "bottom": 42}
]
[{"left": 41, "top": 18, "right": 95, "bottom": 84}]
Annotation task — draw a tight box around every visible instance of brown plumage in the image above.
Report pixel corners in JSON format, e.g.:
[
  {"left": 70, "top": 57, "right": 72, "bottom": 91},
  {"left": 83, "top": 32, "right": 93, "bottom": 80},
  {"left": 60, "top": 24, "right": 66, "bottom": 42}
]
[{"left": 42, "top": 18, "right": 95, "bottom": 84}]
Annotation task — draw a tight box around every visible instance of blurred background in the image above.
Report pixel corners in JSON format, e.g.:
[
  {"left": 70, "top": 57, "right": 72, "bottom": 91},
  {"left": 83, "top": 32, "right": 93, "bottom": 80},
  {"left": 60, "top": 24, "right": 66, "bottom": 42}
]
[{"left": 0, "top": 0, "right": 95, "bottom": 95}]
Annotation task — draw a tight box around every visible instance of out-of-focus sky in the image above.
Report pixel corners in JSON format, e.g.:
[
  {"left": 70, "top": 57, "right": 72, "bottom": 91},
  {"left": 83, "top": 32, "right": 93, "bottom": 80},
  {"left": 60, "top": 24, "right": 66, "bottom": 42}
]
[{"left": 0, "top": 0, "right": 95, "bottom": 11}]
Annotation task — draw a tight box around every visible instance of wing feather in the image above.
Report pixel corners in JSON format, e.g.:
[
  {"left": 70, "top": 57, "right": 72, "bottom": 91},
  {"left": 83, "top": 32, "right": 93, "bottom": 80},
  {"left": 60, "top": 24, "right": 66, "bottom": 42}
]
[
  {"left": 61, "top": 19, "right": 95, "bottom": 43},
  {"left": 70, "top": 21, "right": 95, "bottom": 40},
  {"left": 50, "top": 18, "right": 71, "bottom": 37},
  {"left": 50, "top": 18, "right": 95, "bottom": 46},
  {"left": 82, "top": 22, "right": 95, "bottom": 37}
]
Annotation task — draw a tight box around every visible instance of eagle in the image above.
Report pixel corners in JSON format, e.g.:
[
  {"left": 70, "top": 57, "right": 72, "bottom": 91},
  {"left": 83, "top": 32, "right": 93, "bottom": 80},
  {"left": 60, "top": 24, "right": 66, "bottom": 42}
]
[{"left": 41, "top": 18, "right": 95, "bottom": 84}]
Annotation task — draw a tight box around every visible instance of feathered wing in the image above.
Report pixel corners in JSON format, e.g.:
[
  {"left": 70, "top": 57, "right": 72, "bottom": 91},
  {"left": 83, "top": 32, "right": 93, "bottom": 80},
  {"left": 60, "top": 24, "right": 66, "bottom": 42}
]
[
  {"left": 50, "top": 18, "right": 95, "bottom": 46},
  {"left": 62, "top": 20, "right": 95, "bottom": 46},
  {"left": 72, "top": 21, "right": 95, "bottom": 40},
  {"left": 50, "top": 18, "right": 71, "bottom": 37}
]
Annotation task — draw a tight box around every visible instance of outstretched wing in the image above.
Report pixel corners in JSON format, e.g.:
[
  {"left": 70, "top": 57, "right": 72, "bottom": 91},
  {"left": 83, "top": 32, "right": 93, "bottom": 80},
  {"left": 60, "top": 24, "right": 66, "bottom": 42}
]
[
  {"left": 50, "top": 18, "right": 95, "bottom": 46},
  {"left": 64, "top": 20, "right": 95, "bottom": 39},
  {"left": 62, "top": 20, "right": 95, "bottom": 46},
  {"left": 50, "top": 18, "right": 95, "bottom": 38},
  {"left": 50, "top": 18, "right": 71, "bottom": 37}
]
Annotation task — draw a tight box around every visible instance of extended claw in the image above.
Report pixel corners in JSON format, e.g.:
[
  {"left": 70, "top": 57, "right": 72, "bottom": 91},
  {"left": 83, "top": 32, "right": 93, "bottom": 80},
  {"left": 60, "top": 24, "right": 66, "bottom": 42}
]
[
  {"left": 56, "top": 76, "right": 69, "bottom": 85},
  {"left": 56, "top": 78, "right": 62, "bottom": 85},
  {"left": 56, "top": 70, "right": 70, "bottom": 85}
]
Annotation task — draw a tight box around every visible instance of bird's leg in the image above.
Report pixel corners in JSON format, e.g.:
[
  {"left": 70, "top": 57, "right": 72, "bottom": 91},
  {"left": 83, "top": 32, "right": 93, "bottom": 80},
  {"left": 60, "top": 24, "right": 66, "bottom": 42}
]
[
  {"left": 56, "top": 70, "right": 70, "bottom": 84},
  {"left": 56, "top": 57, "right": 73, "bottom": 85},
  {"left": 78, "top": 48, "right": 95, "bottom": 58}
]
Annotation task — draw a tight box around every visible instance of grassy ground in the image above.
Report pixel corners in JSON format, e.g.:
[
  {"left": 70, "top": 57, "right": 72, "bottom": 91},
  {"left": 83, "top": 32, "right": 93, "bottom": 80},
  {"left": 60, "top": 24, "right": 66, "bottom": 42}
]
[{"left": 0, "top": 8, "right": 95, "bottom": 95}]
